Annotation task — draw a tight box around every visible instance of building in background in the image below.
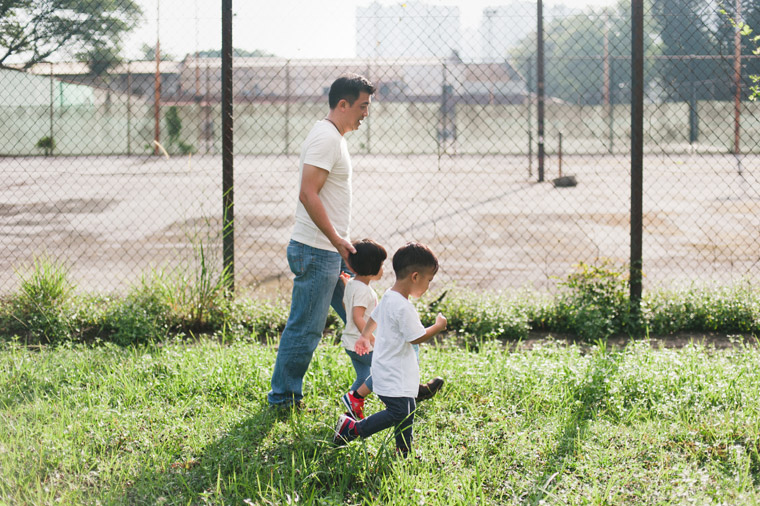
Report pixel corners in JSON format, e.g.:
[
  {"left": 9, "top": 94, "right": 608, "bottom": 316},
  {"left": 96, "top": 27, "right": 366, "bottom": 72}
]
[
  {"left": 477, "top": 2, "right": 578, "bottom": 62},
  {"left": 356, "top": 1, "right": 462, "bottom": 59}
]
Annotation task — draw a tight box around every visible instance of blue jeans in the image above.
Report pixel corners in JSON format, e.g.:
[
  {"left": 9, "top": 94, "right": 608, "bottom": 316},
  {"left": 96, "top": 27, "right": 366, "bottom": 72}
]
[
  {"left": 268, "top": 240, "right": 347, "bottom": 406},
  {"left": 355, "top": 395, "right": 416, "bottom": 452},
  {"left": 344, "top": 349, "right": 373, "bottom": 392}
]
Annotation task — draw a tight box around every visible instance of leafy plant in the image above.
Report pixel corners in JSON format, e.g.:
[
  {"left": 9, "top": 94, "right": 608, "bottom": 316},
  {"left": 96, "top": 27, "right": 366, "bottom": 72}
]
[
  {"left": 551, "top": 260, "right": 632, "bottom": 340},
  {"left": 34, "top": 136, "right": 55, "bottom": 156},
  {"left": 8, "top": 257, "right": 74, "bottom": 342}
]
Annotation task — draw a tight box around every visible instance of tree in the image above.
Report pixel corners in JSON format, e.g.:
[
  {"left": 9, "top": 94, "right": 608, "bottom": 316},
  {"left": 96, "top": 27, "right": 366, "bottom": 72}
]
[
  {"left": 196, "top": 48, "right": 275, "bottom": 58},
  {"left": 0, "top": 0, "right": 142, "bottom": 70},
  {"left": 509, "top": 4, "right": 658, "bottom": 105},
  {"left": 140, "top": 43, "right": 175, "bottom": 62}
]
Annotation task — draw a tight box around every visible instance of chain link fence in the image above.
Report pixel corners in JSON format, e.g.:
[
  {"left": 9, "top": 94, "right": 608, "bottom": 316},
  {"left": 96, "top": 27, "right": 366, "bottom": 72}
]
[{"left": 1, "top": 0, "right": 759, "bottom": 296}]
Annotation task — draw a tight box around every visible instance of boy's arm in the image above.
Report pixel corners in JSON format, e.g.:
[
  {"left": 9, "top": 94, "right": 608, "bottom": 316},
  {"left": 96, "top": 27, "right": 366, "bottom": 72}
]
[
  {"left": 354, "top": 316, "right": 377, "bottom": 355},
  {"left": 410, "top": 312, "right": 447, "bottom": 345}
]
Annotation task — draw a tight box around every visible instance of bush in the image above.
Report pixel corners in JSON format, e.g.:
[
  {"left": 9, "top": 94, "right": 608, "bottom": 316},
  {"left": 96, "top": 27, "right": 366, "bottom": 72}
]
[
  {"left": 6, "top": 257, "right": 75, "bottom": 342},
  {"left": 542, "top": 260, "right": 633, "bottom": 340}
]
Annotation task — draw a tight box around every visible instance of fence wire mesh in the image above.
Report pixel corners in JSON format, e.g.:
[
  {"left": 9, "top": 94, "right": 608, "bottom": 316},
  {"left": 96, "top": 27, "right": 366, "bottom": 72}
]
[{"left": 1, "top": 0, "right": 759, "bottom": 295}]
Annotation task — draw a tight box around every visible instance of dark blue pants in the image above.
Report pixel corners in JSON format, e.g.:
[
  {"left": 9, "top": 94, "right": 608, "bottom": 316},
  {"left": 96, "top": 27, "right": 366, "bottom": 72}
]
[{"left": 355, "top": 395, "right": 416, "bottom": 452}]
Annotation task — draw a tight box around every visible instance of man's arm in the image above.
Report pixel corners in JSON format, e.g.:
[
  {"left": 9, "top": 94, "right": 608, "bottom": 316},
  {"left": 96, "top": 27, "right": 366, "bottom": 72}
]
[{"left": 299, "top": 163, "right": 356, "bottom": 262}]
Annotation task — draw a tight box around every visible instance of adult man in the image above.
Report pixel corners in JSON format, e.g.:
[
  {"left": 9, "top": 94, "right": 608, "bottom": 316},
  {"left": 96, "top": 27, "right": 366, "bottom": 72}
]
[{"left": 268, "top": 73, "right": 376, "bottom": 408}]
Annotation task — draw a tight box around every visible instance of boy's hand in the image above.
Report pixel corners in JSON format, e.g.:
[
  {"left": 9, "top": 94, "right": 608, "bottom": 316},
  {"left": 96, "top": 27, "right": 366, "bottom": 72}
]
[
  {"left": 435, "top": 312, "right": 447, "bottom": 330},
  {"left": 339, "top": 271, "right": 350, "bottom": 286},
  {"left": 355, "top": 335, "right": 371, "bottom": 355}
]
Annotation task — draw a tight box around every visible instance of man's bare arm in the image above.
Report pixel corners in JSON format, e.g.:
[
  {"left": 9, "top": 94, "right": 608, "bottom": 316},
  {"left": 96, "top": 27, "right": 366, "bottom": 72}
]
[{"left": 299, "top": 163, "right": 356, "bottom": 261}]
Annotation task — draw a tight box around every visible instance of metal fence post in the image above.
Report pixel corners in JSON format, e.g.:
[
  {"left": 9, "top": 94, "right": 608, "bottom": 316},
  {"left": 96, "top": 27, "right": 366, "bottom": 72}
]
[
  {"left": 49, "top": 62, "right": 54, "bottom": 156},
  {"left": 222, "top": 0, "right": 235, "bottom": 293},
  {"left": 537, "top": 0, "right": 545, "bottom": 182},
  {"left": 630, "top": 0, "right": 644, "bottom": 313}
]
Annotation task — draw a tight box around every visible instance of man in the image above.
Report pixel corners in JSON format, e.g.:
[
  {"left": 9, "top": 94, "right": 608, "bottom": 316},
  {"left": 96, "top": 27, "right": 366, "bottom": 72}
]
[{"left": 268, "top": 73, "right": 376, "bottom": 409}]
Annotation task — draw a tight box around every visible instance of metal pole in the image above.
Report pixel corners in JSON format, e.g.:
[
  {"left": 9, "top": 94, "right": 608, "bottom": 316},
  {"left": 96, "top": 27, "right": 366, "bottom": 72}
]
[
  {"left": 537, "top": 0, "right": 545, "bottom": 182},
  {"left": 127, "top": 61, "right": 132, "bottom": 155},
  {"left": 222, "top": 0, "right": 235, "bottom": 293},
  {"left": 49, "top": 62, "right": 54, "bottom": 156},
  {"left": 366, "top": 62, "right": 371, "bottom": 154},
  {"left": 153, "top": 0, "right": 161, "bottom": 155},
  {"left": 285, "top": 59, "right": 290, "bottom": 154},
  {"left": 630, "top": 0, "right": 644, "bottom": 313},
  {"left": 604, "top": 9, "right": 613, "bottom": 154},
  {"left": 734, "top": 0, "right": 742, "bottom": 155},
  {"left": 528, "top": 57, "right": 533, "bottom": 178}
]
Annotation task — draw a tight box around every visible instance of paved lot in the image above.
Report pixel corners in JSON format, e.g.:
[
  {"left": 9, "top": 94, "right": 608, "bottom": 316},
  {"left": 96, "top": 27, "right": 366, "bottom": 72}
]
[{"left": 1, "top": 153, "right": 759, "bottom": 295}]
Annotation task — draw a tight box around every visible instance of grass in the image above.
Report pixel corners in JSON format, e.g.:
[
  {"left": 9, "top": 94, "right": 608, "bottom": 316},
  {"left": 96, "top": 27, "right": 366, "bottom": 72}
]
[{"left": 1, "top": 335, "right": 759, "bottom": 505}]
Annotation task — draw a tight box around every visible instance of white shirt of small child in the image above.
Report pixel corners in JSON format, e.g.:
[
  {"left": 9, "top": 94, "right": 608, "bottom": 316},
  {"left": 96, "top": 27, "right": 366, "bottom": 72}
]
[
  {"left": 341, "top": 278, "right": 378, "bottom": 352},
  {"left": 369, "top": 289, "right": 426, "bottom": 398}
]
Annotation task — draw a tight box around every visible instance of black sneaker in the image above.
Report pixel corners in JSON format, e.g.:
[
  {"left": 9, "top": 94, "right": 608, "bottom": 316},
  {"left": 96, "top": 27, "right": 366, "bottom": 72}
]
[{"left": 416, "top": 377, "right": 444, "bottom": 402}]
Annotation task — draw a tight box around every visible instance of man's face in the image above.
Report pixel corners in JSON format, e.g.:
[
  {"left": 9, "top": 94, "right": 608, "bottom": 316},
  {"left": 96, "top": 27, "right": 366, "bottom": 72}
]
[{"left": 346, "top": 92, "right": 371, "bottom": 132}]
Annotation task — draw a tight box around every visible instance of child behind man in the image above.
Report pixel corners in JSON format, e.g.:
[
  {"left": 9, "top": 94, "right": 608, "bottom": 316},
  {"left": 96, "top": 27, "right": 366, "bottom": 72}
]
[
  {"left": 333, "top": 242, "right": 447, "bottom": 456},
  {"left": 339, "top": 239, "right": 386, "bottom": 419}
]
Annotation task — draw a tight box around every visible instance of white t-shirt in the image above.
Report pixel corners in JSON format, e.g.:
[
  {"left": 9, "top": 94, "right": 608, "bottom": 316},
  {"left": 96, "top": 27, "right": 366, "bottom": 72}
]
[
  {"left": 369, "top": 289, "right": 426, "bottom": 398},
  {"left": 291, "top": 120, "right": 352, "bottom": 251},
  {"left": 342, "top": 279, "right": 378, "bottom": 351}
]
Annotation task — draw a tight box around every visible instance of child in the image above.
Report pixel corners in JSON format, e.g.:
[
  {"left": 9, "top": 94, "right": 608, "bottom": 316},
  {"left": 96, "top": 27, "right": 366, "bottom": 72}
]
[
  {"left": 339, "top": 239, "right": 387, "bottom": 419},
  {"left": 333, "top": 242, "right": 447, "bottom": 456},
  {"left": 340, "top": 241, "right": 445, "bottom": 420}
]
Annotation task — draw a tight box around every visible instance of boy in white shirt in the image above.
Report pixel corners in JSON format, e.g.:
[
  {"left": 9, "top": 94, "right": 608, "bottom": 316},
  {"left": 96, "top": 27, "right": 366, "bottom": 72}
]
[
  {"left": 339, "top": 239, "right": 386, "bottom": 418},
  {"left": 333, "top": 242, "right": 447, "bottom": 456}
]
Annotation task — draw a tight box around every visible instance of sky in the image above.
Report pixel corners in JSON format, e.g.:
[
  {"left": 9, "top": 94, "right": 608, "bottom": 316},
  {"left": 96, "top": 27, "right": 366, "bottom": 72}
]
[{"left": 124, "top": 0, "right": 616, "bottom": 61}]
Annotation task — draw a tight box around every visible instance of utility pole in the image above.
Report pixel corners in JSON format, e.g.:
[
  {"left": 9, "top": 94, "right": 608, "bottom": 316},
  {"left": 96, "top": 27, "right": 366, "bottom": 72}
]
[{"left": 153, "top": 0, "right": 161, "bottom": 155}]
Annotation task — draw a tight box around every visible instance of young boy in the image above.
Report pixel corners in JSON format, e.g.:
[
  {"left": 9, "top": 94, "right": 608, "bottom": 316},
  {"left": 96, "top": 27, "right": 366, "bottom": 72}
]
[
  {"left": 339, "top": 239, "right": 386, "bottom": 417},
  {"left": 340, "top": 240, "right": 445, "bottom": 420},
  {"left": 333, "top": 242, "right": 447, "bottom": 456}
]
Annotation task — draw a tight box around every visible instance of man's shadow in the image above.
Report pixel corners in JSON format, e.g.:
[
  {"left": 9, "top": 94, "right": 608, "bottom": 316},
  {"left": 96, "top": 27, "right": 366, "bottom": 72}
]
[{"left": 113, "top": 404, "right": 301, "bottom": 504}]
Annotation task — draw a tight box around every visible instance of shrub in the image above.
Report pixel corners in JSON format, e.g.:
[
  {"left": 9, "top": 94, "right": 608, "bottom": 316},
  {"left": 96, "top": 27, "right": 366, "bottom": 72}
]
[{"left": 7, "top": 257, "right": 75, "bottom": 342}]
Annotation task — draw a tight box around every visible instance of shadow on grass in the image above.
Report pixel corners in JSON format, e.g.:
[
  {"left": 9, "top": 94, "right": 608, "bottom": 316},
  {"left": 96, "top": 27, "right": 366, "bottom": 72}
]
[
  {"left": 524, "top": 343, "right": 623, "bottom": 505},
  {"left": 113, "top": 403, "right": 382, "bottom": 505}
]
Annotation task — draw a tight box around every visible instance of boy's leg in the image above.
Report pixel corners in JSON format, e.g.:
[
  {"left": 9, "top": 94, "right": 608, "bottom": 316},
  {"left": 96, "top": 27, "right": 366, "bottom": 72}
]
[
  {"left": 354, "top": 396, "right": 415, "bottom": 444},
  {"left": 268, "top": 241, "right": 342, "bottom": 407},
  {"left": 345, "top": 350, "right": 372, "bottom": 393},
  {"left": 342, "top": 350, "right": 372, "bottom": 419}
]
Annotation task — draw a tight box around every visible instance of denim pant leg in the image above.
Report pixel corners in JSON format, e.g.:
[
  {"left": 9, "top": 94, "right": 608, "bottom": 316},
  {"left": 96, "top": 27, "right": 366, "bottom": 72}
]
[
  {"left": 331, "top": 260, "right": 350, "bottom": 324},
  {"left": 344, "top": 349, "right": 373, "bottom": 392},
  {"left": 267, "top": 240, "right": 342, "bottom": 406},
  {"left": 355, "top": 395, "right": 416, "bottom": 451}
]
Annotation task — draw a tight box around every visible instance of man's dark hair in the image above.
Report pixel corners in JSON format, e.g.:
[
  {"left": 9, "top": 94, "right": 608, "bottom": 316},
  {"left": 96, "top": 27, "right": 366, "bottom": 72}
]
[
  {"left": 328, "top": 73, "right": 376, "bottom": 109},
  {"left": 348, "top": 238, "right": 387, "bottom": 276},
  {"left": 392, "top": 242, "right": 439, "bottom": 279}
]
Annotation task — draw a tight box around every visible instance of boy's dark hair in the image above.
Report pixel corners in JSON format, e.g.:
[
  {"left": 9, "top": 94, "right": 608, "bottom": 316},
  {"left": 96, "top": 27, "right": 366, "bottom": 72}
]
[
  {"left": 348, "top": 238, "right": 387, "bottom": 276},
  {"left": 328, "top": 73, "right": 376, "bottom": 109},
  {"left": 392, "top": 242, "right": 439, "bottom": 279}
]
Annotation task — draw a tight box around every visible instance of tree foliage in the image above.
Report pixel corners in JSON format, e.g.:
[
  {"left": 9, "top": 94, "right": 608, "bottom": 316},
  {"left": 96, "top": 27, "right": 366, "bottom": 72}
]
[
  {"left": 509, "top": 4, "right": 658, "bottom": 105},
  {"left": 0, "top": 0, "right": 142, "bottom": 70}
]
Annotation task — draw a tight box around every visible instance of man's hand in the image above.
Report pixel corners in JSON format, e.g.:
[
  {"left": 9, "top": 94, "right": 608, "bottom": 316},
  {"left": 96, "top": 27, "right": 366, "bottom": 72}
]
[
  {"left": 335, "top": 238, "right": 357, "bottom": 265},
  {"left": 355, "top": 335, "right": 371, "bottom": 355}
]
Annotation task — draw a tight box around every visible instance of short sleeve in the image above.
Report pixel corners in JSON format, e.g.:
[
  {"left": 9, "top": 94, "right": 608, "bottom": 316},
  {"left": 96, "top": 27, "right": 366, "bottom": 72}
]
[
  {"left": 303, "top": 128, "right": 340, "bottom": 171},
  {"left": 399, "top": 303, "right": 426, "bottom": 343}
]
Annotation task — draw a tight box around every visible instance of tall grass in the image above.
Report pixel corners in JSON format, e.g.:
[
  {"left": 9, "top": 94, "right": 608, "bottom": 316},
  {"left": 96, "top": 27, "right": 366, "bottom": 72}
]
[{"left": 0, "top": 337, "right": 758, "bottom": 504}]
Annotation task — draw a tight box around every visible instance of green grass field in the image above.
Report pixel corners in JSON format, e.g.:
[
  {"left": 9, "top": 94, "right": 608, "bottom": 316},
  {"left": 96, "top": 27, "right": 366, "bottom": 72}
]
[{"left": 1, "top": 335, "right": 759, "bottom": 505}]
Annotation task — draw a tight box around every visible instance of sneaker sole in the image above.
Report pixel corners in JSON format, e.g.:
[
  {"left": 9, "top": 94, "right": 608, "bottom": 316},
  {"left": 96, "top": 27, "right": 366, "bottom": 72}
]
[{"left": 340, "top": 394, "right": 358, "bottom": 419}]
